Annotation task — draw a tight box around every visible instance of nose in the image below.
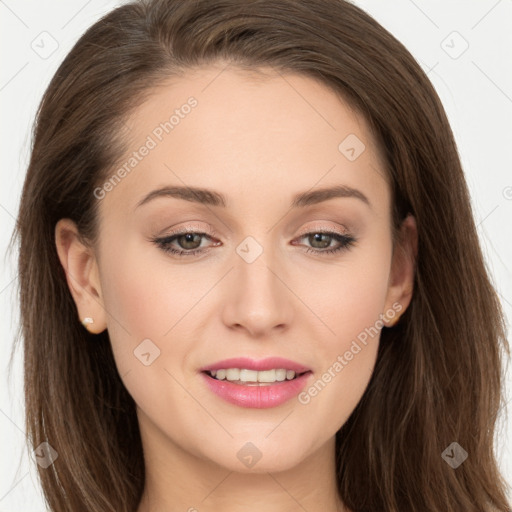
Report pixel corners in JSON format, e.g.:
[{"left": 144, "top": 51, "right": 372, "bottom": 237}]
[{"left": 220, "top": 244, "right": 294, "bottom": 338}]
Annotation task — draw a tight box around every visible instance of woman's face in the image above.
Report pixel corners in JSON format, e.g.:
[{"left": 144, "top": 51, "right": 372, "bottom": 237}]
[{"left": 63, "top": 64, "right": 415, "bottom": 474}]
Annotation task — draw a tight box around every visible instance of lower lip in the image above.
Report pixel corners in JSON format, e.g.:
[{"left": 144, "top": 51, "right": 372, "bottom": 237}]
[{"left": 201, "top": 371, "right": 312, "bottom": 408}]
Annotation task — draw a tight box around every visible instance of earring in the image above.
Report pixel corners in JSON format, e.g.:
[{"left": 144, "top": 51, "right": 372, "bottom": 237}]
[{"left": 81, "top": 317, "right": 94, "bottom": 330}]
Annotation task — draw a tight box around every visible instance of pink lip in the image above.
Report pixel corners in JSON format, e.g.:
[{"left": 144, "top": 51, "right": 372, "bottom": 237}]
[
  {"left": 201, "top": 371, "right": 312, "bottom": 408},
  {"left": 199, "top": 357, "right": 312, "bottom": 409},
  {"left": 200, "top": 357, "right": 310, "bottom": 373}
]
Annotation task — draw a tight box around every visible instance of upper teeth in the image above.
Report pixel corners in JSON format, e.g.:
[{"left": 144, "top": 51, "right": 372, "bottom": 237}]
[{"left": 210, "top": 368, "right": 297, "bottom": 382}]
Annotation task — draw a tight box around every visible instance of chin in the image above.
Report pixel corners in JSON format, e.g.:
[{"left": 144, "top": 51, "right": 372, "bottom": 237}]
[{"left": 204, "top": 437, "right": 312, "bottom": 474}]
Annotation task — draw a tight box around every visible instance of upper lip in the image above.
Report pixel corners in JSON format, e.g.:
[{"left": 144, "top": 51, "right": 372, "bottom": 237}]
[{"left": 200, "top": 357, "right": 311, "bottom": 373}]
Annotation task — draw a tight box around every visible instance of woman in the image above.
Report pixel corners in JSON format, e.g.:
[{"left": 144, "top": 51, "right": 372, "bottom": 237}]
[{"left": 11, "top": 0, "right": 511, "bottom": 510}]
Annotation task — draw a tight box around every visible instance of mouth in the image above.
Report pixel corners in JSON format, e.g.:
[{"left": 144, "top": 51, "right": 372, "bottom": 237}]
[
  {"left": 199, "top": 357, "right": 313, "bottom": 408},
  {"left": 201, "top": 367, "right": 313, "bottom": 409},
  {"left": 202, "top": 368, "right": 311, "bottom": 386}
]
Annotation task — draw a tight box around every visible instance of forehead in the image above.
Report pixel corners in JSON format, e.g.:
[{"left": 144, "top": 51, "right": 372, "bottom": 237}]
[{"left": 99, "top": 64, "right": 389, "bottom": 220}]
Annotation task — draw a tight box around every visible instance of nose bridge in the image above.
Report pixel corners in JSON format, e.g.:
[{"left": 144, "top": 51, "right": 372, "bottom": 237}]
[{"left": 221, "top": 234, "right": 293, "bottom": 335}]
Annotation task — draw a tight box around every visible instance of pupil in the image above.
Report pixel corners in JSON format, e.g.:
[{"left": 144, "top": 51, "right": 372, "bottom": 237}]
[
  {"left": 180, "top": 233, "right": 201, "bottom": 249},
  {"left": 311, "top": 233, "right": 331, "bottom": 249}
]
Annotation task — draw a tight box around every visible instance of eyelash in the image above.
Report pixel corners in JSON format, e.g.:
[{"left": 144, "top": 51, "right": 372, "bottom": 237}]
[{"left": 152, "top": 228, "right": 356, "bottom": 258}]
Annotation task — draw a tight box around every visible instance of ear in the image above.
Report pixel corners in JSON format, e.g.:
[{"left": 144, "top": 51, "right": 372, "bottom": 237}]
[
  {"left": 383, "top": 214, "right": 417, "bottom": 326},
  {"left": 54, "top": 219, "right": 107, "bottom": 334}
]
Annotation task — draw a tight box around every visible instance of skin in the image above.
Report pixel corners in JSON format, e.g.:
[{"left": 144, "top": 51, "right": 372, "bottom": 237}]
[{"left": 55, "top": 63, "right": 417, "bottom": 512}]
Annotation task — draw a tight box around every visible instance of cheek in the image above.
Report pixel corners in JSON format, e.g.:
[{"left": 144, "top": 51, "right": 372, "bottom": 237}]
[
  {"left": 100, "top": 231, "right": 204, "bottom": 330},
  {"left": 332, "top": 261, "right": 390, "bottom": 340},
  {"left": 295, "top": 236, "right": 392, "bottom": 423},
  {"left": 309, "top": 234, "right": 393, "bottom": 349},
  {"left": 98, "top": 248, "right": 199, "bottom": 421},
  {"left": 97, "top": 241, "right": 194, "bottom": 372}
]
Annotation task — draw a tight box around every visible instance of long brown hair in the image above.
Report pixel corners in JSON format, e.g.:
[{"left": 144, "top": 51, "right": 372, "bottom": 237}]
[{"left": 10, "top": 0, "right": 510, "bottom": 510}]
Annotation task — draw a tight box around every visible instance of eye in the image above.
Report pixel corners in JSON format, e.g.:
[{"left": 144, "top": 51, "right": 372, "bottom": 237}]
[
  {"left": 152, "top": 229, "right": 219, "bottom": 257},
  {"left": 293, "top": 231, "right": 356, "bottom": 255},
  {"left": 151, "top": 228, "right": 356, "bottom": 258}
]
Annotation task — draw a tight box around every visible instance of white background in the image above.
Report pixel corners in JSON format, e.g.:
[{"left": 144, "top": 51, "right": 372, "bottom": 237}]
[{"left": 1, "top": 0, "right": 511, "bottom": 510}]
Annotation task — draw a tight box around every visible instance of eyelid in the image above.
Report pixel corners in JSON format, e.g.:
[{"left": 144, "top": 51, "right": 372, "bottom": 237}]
[
  {"left": 158, "top": 221, "right": 351, "bottom": 241},
  {"left": 295, "top": 222, "right": 351, "bottom": 237},
  {"left": 161, "top": 223, "right": 218, "bottom": 238}
]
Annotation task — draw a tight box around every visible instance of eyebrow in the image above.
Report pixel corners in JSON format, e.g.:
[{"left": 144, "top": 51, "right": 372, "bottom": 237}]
[{"left": 135, "top": 184, "right": 371, "bottom": 210}]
